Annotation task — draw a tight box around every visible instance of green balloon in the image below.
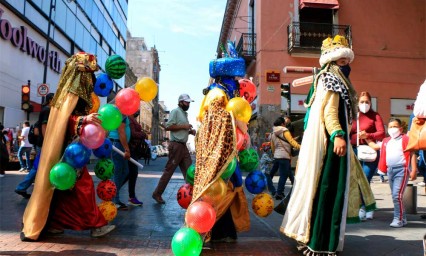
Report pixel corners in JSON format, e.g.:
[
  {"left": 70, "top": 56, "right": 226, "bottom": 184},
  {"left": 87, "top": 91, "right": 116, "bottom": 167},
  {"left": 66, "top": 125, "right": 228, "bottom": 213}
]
[
  {"left": 221, "top": 157, "right": 237, "bottom": 179},
  {"left": 171, "top": 227, "right": 203, "bottom": 256},
  {"left": 238, "top": 148, "right": 259, "bottom": 172},
  {"left": 94, "top": 158, "right": 115, "bottom": 180},
  {"left": 186, "top": 163, "right": 195, "bottom": 185},
  {"left": 98, "top": 104, "right": 122, "bottom": 131},
  {"left": 49, "top": 162, "right": 77, "bottom": 190}
]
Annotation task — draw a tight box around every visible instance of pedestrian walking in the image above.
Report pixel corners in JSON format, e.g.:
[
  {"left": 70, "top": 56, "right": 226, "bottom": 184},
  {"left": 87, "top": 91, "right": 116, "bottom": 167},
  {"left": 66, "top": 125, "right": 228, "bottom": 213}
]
[
  {"left": 152, "top": 94, "right": 196, "bottom": 204},
  {"left": 15, "top": 93, "right": 54, "bottom": 199},
  {"left": 17, "top": 121, "right": 32, "bottom": 173},
  {"left": 378, "top": 118, "right": 410, "bottom": 228}
]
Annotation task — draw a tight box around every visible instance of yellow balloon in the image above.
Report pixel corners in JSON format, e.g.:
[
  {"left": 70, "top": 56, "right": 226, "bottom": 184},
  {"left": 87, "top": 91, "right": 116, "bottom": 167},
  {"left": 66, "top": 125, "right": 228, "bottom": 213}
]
[
  {"left": 226, "top": 97, "right": 252, "bottom": 123},
  {"left": 135, "top": 77, "right": 158, "bottom": 102},
  {"left": 197, "top": 88, "right": 228, "bottom": 121},
  {"left": 89, "top": 92, "right": 100, "bottom": 114},
  {"left": 98, "top": 201, "right": 117, "bottom": 222},
  {"left": 200, "top": 178, "right": 227, "bottom": 208},
  {"left": 252, "top": 192, "right": 274, "bottom": 217}
]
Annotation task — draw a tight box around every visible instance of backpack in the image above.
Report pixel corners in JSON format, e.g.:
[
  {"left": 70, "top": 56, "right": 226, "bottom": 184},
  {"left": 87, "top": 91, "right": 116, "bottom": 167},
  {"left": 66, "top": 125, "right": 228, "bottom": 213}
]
[{"left": 28, "top": 121, "right": 39, "bottom": 145}]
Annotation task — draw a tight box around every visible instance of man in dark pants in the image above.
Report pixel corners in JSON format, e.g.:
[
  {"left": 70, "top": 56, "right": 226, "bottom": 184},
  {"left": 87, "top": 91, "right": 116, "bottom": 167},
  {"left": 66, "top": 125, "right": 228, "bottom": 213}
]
[
  {"left": 15, "top": 93, "right": 54, "bottom": 198},
  {"left": 152, "top": 94, "right": 196, "bottom": 204}
]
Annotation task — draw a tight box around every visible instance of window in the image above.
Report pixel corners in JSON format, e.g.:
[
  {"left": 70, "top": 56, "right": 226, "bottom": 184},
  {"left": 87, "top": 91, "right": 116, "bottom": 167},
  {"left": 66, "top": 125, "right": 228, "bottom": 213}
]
[{"left": 298, "top": 8, "right": 334, "bottom": 47}]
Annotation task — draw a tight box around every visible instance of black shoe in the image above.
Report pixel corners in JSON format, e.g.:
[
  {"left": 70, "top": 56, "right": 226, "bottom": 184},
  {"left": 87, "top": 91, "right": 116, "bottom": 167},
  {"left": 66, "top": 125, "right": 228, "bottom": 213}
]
[
  {"left": 115, "top": 202, "right": 128, "bottom": 210},
  {"left": 275, "top": 194, "right": 284, "bottom": 200},
  {"left": 152, "top": 193, "right": 165, "bottom": 204},
  {"left": 15, "top": 190, "right": 31, "bottom": 199}
]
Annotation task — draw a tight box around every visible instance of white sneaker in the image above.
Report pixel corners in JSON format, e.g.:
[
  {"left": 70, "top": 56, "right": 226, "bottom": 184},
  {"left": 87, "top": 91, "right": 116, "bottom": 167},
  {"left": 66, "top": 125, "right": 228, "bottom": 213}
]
[
  {"left": 359, "top": 208, "right": 367, "bottom": 221},
  {"left": 19, "top": 168, "right": 26, "bottom": 172},
  {"left": 91, "top": 225, "right": 115, "bottom": 238},
  {"left": 403, "top": 218, "right": 408, "bottom": 226},
  {"left": 418, "top": 181, "right": 426, "bottom": 187},
  {"left": 366, "top": 211, "right": 374, "bottom": 220},
  {"left": 390, "top": 219, "right": 404, "bottom": 228}
]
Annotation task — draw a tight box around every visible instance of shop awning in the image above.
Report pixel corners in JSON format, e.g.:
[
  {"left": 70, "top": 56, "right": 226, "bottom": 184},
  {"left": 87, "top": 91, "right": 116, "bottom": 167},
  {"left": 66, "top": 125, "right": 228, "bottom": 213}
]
[{"left": 300, "top": 0, "right": 340, "bottom": 9}]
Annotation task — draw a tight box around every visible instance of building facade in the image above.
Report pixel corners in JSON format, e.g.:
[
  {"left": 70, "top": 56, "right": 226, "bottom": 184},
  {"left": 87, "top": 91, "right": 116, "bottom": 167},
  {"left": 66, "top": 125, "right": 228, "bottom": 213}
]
[
  {"left": 217, "top": 0, "right": 425, "bottom": 148},
  {"left": 126, "top": 34, "right": 161, "bottom": 144},
  {"left": 0, "top": 0, "right": 128, "bottom": 129}
]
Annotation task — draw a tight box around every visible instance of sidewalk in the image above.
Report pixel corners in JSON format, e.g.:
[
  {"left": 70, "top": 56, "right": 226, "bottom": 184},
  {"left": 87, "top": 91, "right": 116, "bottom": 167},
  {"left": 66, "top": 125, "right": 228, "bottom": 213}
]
[{"left": 0, "top": 157, "right": 425, "bottom": 255}]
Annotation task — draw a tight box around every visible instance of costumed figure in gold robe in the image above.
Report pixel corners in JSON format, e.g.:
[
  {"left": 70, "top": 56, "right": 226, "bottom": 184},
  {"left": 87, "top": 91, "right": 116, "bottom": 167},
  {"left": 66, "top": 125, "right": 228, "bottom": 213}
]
[
  {"left": 280, "top": 36, "right": 376, "bottom": 255},
  {"left": 21, "top": 52, "right": 115, "bottom": 241}
]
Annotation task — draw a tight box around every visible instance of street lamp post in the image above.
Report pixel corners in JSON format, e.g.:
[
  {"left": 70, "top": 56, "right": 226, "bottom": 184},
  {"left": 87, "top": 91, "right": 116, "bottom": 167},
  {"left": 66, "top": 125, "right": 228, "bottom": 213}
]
[{"left": 41, "top": 0, "right": 55, "bottom": 104}]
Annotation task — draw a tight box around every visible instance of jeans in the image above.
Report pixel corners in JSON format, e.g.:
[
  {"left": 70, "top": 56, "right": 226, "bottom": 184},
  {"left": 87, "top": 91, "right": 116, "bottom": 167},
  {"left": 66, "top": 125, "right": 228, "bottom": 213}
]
[
  {"left": 265, "top": 158, "right": 292, "bottom": 196},
  {"left": 128, "top": 158, "right": 138, "bottom": 199},
  {"left": 16, "top": 147, "right": 41, "bottom": 192},
  {"left": 112, "top": 141, "right": 129, "bottom": 204},
  {"left": 388, "top": 165, "right": 409, "bottom": 221},
  {"left": 18, "top": 146, "right": 32, "bottom": 169}
]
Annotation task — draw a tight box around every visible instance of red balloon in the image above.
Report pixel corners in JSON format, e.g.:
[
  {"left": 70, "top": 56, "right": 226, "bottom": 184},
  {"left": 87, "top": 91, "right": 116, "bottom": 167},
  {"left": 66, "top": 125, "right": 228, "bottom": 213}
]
[
  {"left": 177, "top": 184, "right": 193, "bottom": 209},
  {"left": 96, "top": 180, "right": 117, "bottom": 201},
  {"left": 115, "top": 88, "right": 140, "bottom": 115},
  {"left": 238, "top": 78, "right": 257, "bottom": 103},
  {"left": 80, "top": 124, "right": 105, "bottom": 149},
  {"left": 185, "top": 201, "right": 216, "bottom": 233},
  {"left": 236, "top": 127, "right": 244, "bottom": 151}
]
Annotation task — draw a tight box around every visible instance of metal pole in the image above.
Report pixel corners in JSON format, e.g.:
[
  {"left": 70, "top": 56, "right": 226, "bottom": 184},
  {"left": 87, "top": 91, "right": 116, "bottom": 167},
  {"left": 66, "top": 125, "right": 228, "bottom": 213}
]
[{"left": 41, "top": 0, "right": 55, "bottom": 105}]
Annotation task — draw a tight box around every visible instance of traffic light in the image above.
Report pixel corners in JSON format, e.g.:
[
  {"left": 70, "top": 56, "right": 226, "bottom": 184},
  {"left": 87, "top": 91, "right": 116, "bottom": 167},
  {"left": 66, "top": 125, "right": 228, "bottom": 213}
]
[
  {"left": 281, "top": 83, "right": 291, "bottom": 100},
  {"left": 21, "top": 84, "right": 31, "bottom": 111}
]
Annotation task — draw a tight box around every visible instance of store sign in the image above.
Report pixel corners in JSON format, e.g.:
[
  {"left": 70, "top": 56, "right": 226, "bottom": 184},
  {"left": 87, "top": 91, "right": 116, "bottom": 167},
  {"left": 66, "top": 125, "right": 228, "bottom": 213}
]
[
  {"left": 266, "top": 70, "right": 280, "bottom": 82},
  {"left": 0, "top": 8, "right": 61, "bottom": 73}
]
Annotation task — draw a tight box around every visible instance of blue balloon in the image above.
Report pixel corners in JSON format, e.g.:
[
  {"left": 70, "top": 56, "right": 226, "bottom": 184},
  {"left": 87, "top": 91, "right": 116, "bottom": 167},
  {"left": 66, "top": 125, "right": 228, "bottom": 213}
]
[
  {"left": 244, "top": 170, "right": 266, "bottom": 194},
  {"left": 63, "top": 142, "right": 91, "bottom": 169},
  {"left": 93, "top": 138, "right": 112, "bottom": 158},
  {"left": 220, "top": 76, "right": 239, "bottom": 99},
  {"left": 94, "top": 73, "right": 113, "bottom": 97}
]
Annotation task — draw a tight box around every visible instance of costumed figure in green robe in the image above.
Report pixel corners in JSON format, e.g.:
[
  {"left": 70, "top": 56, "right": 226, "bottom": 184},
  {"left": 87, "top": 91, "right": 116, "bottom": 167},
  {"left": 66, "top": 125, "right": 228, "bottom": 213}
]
[{"left": 280, "top": 35, "right": 376, "bottom": 255}]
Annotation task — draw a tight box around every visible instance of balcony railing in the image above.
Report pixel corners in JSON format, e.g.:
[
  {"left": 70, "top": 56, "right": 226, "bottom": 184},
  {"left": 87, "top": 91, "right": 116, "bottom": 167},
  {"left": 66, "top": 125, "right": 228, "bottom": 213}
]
[
  {"left": 236, "top": 33, "right": 256, "bottom": 63},
  {"left": 288, "top": 22, "right": 352, "bottom": 54}
]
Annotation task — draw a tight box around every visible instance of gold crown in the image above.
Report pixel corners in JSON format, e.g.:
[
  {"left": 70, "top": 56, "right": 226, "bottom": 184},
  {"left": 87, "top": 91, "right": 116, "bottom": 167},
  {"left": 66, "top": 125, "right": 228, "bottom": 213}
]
[{"left": 321, "top": 35, "right": 350, "bottom": 53}]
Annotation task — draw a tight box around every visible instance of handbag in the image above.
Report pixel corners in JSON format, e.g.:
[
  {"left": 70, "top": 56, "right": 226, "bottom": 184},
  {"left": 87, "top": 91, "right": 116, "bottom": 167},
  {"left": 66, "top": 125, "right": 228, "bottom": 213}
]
[
  {"left": 405, "top": 117, "right": 426, "bottom": 151},
  {"left": 273, "top": 187, "right": 292, "bottom": 215},
  {"left": 356, "top": 113, "right": 377, "bottom": 162}
]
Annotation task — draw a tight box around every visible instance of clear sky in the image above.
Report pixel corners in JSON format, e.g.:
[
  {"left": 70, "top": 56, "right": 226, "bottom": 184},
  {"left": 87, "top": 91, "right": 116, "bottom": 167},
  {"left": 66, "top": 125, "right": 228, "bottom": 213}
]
[{"left": 127, "top": 0, "right": 227, "bottom": 148}]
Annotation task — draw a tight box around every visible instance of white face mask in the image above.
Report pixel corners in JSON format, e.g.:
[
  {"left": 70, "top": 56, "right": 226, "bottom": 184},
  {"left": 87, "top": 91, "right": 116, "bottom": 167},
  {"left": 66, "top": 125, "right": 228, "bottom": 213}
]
[
  {"left": 388, "top": 127, "right": 401, "bottom": 138},
  {"left": 359, "top": 103, "right": 370, "bottom": 114}
]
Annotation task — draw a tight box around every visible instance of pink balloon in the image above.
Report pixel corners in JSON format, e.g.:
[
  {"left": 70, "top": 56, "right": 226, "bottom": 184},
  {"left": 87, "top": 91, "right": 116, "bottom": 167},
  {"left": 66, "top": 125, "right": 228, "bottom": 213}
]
[
  {"left": 80, "top": 124, "right": 106, "bottom": 149},
  {"left": 236, "top": 127, "right": 248, "bottom": 151},
  {"left": 238, "top": 78, "right": 257, "bottom": 103},
  {"left": 185, "top": 201, "right": 216, "bottom": 233},
  {"left": 115, "top": 88, "right": 140, "bottom": 115}
]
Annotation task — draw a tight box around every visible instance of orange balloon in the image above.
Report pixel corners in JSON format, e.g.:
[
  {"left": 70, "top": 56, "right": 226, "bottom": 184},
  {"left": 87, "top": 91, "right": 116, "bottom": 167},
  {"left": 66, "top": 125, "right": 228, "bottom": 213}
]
[
  {"left": 200, "top": 178, "right": 227, "bottom": 207},
  {"left": 98, "top": 200, "right": 117, "bottom": 222},
  {"left": 89, "top": 92, "right": 100, "bottom": 114},
  {"left": 226, "top": 97, "right": 252, "bottom": 123},
  {"left": 252, "top": 192, "right": 274, "bottom": 217},
  {"left": 135, "top": 77, "right": 158, "bottom": 102}
]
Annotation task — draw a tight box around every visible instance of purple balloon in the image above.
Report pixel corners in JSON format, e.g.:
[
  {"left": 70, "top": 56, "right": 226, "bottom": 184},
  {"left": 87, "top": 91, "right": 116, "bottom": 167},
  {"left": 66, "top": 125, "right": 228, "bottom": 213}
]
[{"left": 80, "top": 124, "right": 106, "bottom": 149}]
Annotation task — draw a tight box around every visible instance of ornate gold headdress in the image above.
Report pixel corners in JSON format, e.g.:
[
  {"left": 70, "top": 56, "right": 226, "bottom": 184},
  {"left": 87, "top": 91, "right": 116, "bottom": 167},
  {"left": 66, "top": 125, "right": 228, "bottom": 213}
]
[{"left": 319, "top": 35, "right": 354, "bottom": 67}]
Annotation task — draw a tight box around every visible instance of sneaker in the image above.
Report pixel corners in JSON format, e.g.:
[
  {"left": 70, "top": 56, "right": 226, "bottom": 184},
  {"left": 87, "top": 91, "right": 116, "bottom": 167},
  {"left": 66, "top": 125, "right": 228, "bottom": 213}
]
[
  {"left": 275, "top": 194, "right": 284, "bottom": 200},
  {"left": 115, "top": 202, "right": 128, "bottom": 210},
  {"left": 152, "top": 193, "right": 165, "bottom": 204},
  {"left": 128, "top": 197, "right": 143, "bottom": 206},
  {"left": 15, "top": 190, "right": 31, "bottom": 199},
  {"left": 91, "top": 225, "right": 115, "bottom": 238},
  {"left": 418, "top": 181, "right": 426, "bottom": 187},
  {"left": 359, "top": 208, "right": 367, "bottom": 221},
  {"left": 390, "top": 219, "right": 404, "bottom": 228},
  {"left": 24, "top": 169, "right": 30, "bottom": 173},
  {"left": 19, "top": 168, "right": 26, "bottom": 172},
  {"left": 366, "top": 211, "right": 374, "bottom": 220}
]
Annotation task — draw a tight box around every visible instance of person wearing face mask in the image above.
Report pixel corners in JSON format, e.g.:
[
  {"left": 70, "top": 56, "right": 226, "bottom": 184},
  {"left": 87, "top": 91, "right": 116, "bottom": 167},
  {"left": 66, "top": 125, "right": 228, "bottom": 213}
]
[
  {"left": 377, "top": 118, "right": 410, "bottom": 228},
  {"left": 152, "top": 94, "right": 196, "bottom": 204},
  {"left": 350, "top": 91, "right": 385, "bottom": 220}
]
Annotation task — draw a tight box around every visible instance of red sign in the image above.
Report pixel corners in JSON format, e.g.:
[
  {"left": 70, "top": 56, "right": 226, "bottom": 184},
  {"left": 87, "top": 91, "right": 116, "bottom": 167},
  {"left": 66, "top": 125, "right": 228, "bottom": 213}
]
[{"left": 266, "top": 71, "right": 280, "bottom": 82}]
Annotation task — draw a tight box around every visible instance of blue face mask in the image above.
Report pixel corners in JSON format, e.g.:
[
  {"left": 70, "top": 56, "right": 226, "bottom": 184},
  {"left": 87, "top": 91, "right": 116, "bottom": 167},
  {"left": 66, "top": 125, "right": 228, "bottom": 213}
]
[{"left": 340, "top": 65, "right": 351, "bottom": 78}]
